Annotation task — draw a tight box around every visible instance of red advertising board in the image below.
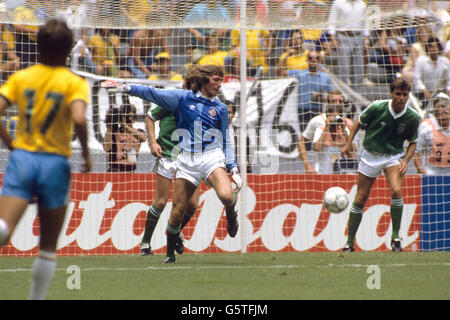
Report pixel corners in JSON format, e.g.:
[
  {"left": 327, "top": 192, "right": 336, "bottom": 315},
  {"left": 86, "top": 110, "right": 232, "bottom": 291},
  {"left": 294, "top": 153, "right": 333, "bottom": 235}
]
[{"left": 0, "top": 173, "right": 422, "bottom": 256}]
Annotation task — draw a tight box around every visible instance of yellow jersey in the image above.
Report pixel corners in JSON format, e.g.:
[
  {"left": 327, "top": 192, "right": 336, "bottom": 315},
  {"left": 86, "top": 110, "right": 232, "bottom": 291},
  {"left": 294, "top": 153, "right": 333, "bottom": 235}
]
[
  {"left": 148, "top": 72, "right": 183, "bottom": 81},
  {"left": 279, "top": 50, "right": 309, "bottom": 71},
  {"left": 198, "top": 51, "right": 229, "bottom": 67},
  {"left": 13, "top": 6, "right": 39, "bottom": 41},
  {"left": 121, "top": 0, "right": 155, "bottom": 27},
  {"left": 0, "top": 64, "right": 90, "bottom": 157},
  {"left": 231, "top": 29, "right": 271, "bottom": 72},
  {"left": 88, "top": 33, "right": 120, "bottom": 66}
]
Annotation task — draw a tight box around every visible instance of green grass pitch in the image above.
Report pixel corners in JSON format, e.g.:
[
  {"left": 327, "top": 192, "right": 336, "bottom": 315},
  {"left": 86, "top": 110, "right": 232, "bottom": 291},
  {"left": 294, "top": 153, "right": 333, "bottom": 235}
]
[{"left": 1, "top": 252, "right": 449, "bottom": 300}]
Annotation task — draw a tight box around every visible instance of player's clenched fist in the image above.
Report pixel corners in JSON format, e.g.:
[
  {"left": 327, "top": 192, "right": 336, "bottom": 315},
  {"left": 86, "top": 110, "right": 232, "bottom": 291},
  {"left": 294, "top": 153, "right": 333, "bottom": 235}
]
[{"left": 101, "top": 80, "right": 130, "bottom": 92}]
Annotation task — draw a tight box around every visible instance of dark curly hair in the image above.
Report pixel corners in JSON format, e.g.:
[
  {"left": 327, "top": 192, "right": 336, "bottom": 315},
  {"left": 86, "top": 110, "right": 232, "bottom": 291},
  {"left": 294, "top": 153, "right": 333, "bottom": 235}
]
[{"left": 38, "top": 19, "right": 73, "bottom": 66}]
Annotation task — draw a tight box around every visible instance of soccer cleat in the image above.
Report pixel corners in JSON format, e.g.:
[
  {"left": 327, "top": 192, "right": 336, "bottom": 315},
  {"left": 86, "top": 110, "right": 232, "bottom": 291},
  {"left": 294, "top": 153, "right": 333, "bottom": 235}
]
[
  {"left": 225, "top": 205, "right": 239, "bottom": 238},
  {"left": 342, "top": 244, "right": 355, "bottom": 252},
  {"left": 175, "top": 232, "right": 185, "bottom": 255},
  {"left": 140, "top": 243, "right": 153, "bottom": 256},
  {"left": 162, "top": 256, "right": 175, "bottom": 264},
  {"left": 391, "top": 239, "right": 403, "bottom": 252}
]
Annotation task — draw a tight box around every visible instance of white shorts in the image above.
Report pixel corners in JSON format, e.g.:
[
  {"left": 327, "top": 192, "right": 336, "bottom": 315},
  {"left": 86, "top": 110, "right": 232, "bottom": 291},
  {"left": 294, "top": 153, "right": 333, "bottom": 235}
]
[
  {"left": 152, "top": 157, "right": 178, "bottom": 180},
  {"left": 176, "top": 148, "right": 226, "bottom": 187},
  {"left": 358, "top": 149, "right": 402, "bottom": 178}
]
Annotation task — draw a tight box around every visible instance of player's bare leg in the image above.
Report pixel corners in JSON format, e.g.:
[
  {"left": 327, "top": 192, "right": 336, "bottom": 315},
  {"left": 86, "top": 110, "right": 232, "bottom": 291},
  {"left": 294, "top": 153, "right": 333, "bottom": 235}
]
[
  {"left": 0, "top": 196, "right": 29, "bottom": 246},
  {"left": 207, "top": 167, "right": 238, "bottom": 237},
  {"left": 384, "top": 165, "right": 404, "bottom": 252}
]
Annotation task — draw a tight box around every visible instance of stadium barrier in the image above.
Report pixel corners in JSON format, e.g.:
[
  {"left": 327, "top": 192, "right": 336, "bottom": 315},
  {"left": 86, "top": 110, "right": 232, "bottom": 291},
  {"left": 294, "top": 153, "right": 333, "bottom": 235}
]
[{"left": 2, "top": 173, "right": 448, "bottom": 256}]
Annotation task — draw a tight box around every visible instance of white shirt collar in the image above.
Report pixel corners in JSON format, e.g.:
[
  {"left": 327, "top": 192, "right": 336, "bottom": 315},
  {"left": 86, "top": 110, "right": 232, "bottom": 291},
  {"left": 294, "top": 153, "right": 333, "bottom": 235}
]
[
  {"left": 195, "top": 91, "right": 216, "bottom": 102},
  {"left": 388, "top": 100, "right": 408, "bottom": 119}
]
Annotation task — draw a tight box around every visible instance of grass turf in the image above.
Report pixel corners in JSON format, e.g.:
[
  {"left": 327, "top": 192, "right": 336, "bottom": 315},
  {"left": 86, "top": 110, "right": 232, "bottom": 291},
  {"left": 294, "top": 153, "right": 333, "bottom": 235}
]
[{"left": 0, "top": 251, "right": 449, "bottom": 300}]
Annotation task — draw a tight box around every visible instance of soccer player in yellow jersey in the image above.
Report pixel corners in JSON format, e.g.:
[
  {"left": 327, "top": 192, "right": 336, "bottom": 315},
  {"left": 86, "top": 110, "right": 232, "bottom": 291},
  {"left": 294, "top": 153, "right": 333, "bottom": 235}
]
[{"left": 0, "top": 19, "right": 91, "bottom": 300}]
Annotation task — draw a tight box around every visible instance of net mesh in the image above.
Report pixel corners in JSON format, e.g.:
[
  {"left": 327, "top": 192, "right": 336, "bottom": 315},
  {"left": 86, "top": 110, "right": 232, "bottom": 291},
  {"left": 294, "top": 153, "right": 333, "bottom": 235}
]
[{"left": 0, "top": 0, "right": 449, "bottom": 256}]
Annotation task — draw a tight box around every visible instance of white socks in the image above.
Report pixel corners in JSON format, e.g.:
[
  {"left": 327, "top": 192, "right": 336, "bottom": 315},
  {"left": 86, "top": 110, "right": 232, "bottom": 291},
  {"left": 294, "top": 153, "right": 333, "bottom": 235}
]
[
  {"left": 0, "top": 218, "right": 9, "bottom": 246},
  {"left": 29, "top": 250, "right": 57, "bottom": 300}
]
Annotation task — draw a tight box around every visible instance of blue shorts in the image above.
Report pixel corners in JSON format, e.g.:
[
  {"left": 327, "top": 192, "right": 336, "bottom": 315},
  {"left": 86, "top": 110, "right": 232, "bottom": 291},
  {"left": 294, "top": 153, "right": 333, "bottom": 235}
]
[{"left": 1, "top": 149, "right": 71, "bottom": 209}]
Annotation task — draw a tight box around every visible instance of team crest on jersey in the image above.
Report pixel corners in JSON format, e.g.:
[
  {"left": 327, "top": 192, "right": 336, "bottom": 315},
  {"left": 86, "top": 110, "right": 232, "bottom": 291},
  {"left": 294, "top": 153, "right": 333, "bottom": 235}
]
[
  {"left": 189, "top": 104, "right": 196, "bottom": 110},
  {"left": 396, "top": 123, "right": 406, "bottom": 135},
  {"left": 208, "top": 107, "right": 218, "bottom": 119}
]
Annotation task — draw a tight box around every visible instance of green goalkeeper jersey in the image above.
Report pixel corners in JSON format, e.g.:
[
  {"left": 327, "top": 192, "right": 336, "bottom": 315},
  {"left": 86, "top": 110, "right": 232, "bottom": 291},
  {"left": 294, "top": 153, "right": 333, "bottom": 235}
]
[
  {"left": 359, "top": 100, "right": 420, "bottom": 155},
  {"left": 148, "top": 105, "right": 179, "bottom": 159}
]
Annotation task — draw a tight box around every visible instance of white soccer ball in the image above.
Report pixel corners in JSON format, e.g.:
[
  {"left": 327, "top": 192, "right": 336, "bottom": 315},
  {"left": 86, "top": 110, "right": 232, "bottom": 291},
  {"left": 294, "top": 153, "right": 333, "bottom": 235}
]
[{"left": 323, "top": 187, "right": 349, "bottom": 214}]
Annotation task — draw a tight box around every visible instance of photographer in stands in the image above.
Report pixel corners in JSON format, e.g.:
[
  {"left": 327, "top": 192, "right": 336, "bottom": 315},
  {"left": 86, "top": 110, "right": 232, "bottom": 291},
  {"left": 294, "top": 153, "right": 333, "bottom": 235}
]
[{"left": 103, "top": 104, "right": 146, "bottom": 172}]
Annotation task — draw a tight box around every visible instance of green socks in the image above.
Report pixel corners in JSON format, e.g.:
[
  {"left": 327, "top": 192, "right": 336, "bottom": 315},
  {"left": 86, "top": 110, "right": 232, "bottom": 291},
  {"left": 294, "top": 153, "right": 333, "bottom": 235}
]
[
  {"left": 390, "top": 198, "right": 403, "bottom": 240},
  {"left": 346, "top": 203, "right": 364, "bottom": 247},
  {"left": 346, "top": 198, "right": 403, "bottom": 247},
  {"left": 166, "top": 223, "right": 181, "bottom": 258},
  {"left": 141, "top": 204, "right": 163, "bottom": 244}
]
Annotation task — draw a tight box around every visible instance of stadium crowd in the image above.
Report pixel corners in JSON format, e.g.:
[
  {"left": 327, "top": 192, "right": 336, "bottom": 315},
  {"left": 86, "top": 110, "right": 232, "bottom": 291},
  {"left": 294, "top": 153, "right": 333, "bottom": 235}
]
[{"left": 0, "top": 0, "right": 449, "bottom": 174}]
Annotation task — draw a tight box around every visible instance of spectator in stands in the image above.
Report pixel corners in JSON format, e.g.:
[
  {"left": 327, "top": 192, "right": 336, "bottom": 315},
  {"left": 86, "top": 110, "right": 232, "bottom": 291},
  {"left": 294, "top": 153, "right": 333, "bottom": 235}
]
[
  {"left": 235, "top": 0, "right": 268, "bottom": 25},
  {"left": 11, "top": 1, "right": 40, "bottom": 68},
  {"left": 312, "top": 98, "right": 357, "bottom": 174},
  {"left": 230, "top": 27, "right": 273, "bottom": 76},
  {"left": 402, "top": 24, "right": 433, "bottom": 84},
  {"left": 289, "top": 50, "right": 333, "bottom": 132},
  {"left": 88, "top": 28, "right": 130, "bottom": 78},
  {"left": 298, "top": 90, "right": 348, "bottom": 174},
  {"left": 413, "top": 36, "right": 450, "bottom": 109},
  {"left": 148, "top": 52, "right": 183, "bottom": 81},
  {"left": 126, "top": 28, "right": 170, "bottom": 79},
  {"left": 0, "top": 24, "right": 20, "bottom": 81},
  {"left": 277, "top": 30, "right": 309, "bottom": 77},
  {"left": 65, "top": 0, "right": 96, "bottom": 74},
  {"left": 183, "top": 0, "right": 232, "bottom": 64},
  {"left": 120, "top": 0, "right": 155, "bottom": 29},
  {"left": 368, "top": 16, "right": 408, "bottom": 84},
  {"left": 197, "top": 32, "right": 230, "bottom": 68},
  {"left": 223, "top": 49, "right": 255, "bottom": 82},
  {"left": 413, "top": 92, "right": 450, "bottom": 175},
  {"left": 103, "top": 104, "right": 147, "bottom": 172},
  {"left": 327, "top": 0, "right": 369, "bottom": 91}
]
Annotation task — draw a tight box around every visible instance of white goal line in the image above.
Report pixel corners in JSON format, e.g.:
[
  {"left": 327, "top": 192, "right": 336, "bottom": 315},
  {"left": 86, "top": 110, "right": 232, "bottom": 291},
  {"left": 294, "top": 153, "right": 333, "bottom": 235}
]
[{"left": 1, "top": 263, "right": 449, "bottom": 273}]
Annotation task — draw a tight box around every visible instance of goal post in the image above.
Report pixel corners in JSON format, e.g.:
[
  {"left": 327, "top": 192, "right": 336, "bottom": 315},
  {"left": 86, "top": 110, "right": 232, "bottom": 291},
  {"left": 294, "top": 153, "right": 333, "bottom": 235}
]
[{"left": 0, "top": 0, "right": 449, "bottom": 256}]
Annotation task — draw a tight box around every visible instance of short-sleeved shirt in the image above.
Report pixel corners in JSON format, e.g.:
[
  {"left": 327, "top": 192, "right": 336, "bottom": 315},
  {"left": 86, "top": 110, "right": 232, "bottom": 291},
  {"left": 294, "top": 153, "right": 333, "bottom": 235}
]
[
  {"left": 359, "top": 100, "right": 420, "bottom": 155},
  {"left": 148, "top": 105, "right": 178, "bottom": 159},
  {"left": 0, "top": 64, "right": 90, "bottom": 157}
]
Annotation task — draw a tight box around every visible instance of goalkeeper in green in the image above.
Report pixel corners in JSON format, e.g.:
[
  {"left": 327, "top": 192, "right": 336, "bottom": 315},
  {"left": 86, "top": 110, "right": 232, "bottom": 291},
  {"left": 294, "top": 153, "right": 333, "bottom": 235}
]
[{"left": 341, "top": 77, "right": 420, "bottom": 252}]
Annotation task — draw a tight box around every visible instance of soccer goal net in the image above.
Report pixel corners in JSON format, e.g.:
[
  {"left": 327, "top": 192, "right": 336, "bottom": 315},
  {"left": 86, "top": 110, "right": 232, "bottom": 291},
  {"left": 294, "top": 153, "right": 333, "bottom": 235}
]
[{"left": 0, "top": 0, "right": 448, "bottom": 256}]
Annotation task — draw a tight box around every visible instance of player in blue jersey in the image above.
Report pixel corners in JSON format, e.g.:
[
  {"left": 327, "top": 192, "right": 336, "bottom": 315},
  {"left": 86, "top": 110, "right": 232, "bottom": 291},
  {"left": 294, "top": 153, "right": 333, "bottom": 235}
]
[{"left": 102, "top": 65, "right": 242, "bottom": 263}]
